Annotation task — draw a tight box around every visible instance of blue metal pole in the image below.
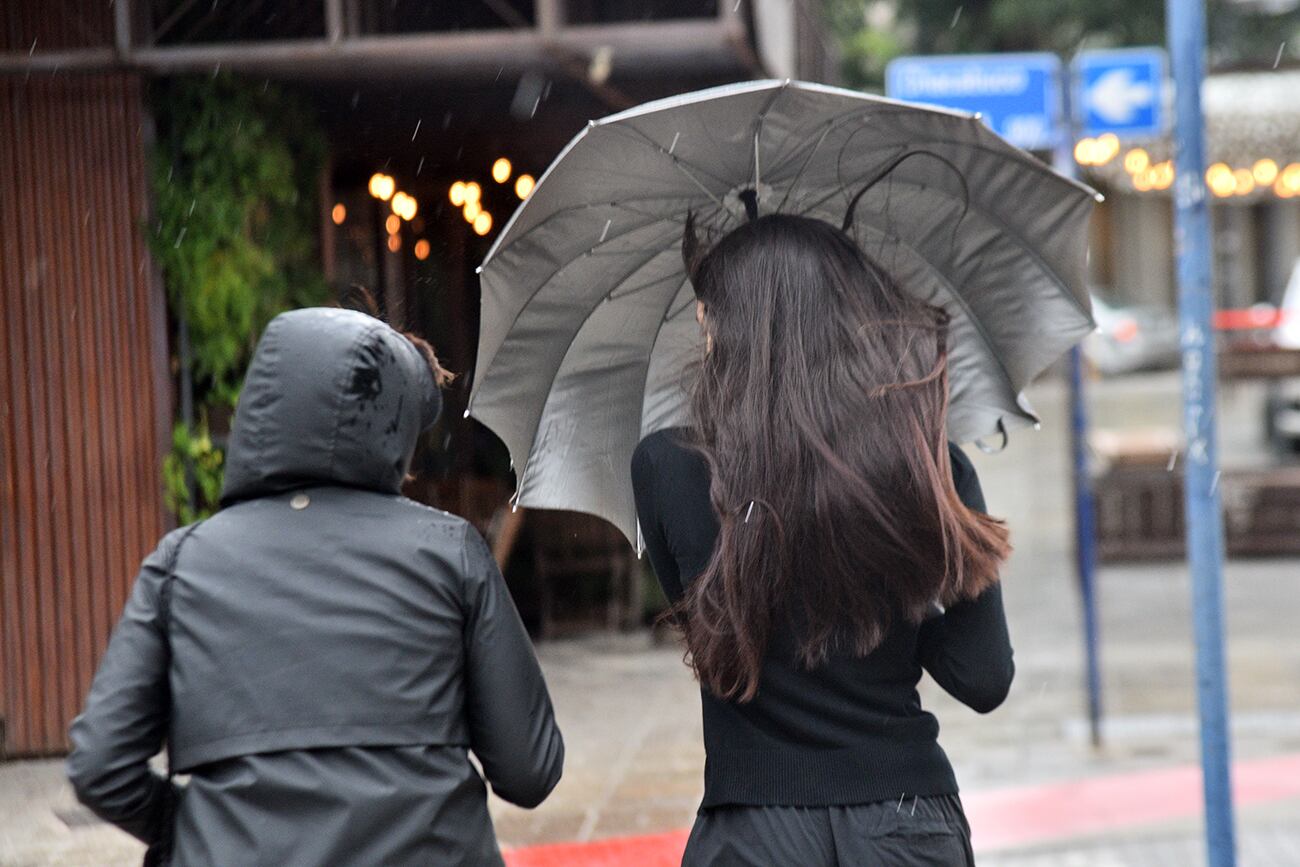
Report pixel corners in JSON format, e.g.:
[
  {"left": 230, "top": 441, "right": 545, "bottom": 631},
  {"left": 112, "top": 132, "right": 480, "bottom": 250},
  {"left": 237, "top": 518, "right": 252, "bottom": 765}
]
[
  {"left": 1068, "top": 346, "right": 1103, "bottom": 747},
  {"left": 1165, "top": 2, "right": 1238, "bottom": 865},
  {"left": 1055, "top": 79, "right": 1104, "bottom": 750}
]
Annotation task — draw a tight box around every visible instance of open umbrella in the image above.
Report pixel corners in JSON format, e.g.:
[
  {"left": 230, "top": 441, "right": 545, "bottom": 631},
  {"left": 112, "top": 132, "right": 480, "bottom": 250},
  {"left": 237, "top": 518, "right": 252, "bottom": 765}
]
[{"left": 468, "top": 79, "right": 1099, "bottom": 546}]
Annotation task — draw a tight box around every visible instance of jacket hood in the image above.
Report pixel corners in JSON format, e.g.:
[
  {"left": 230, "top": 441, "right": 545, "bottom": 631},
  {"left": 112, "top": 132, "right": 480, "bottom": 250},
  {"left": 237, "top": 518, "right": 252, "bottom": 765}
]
[{"left": 220, "top": 308, "right": 440, "bottom": 505}]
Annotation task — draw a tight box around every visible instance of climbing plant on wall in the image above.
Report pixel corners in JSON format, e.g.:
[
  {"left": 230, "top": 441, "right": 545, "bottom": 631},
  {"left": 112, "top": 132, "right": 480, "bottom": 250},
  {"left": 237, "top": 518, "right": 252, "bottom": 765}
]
[{"left": 150, "top": 74, "right": 329, "bottom": 521}]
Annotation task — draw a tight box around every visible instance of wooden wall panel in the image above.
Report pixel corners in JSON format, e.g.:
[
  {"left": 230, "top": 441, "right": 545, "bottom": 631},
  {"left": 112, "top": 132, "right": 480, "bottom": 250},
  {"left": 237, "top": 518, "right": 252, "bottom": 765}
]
[{"left": 1, "top": 71, "right": 168, "bottom": 757}]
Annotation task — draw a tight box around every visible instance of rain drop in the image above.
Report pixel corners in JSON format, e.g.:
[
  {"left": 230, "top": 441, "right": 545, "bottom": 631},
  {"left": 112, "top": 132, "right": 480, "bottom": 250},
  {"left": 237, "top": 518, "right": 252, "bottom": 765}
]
[
  {"left": 1275, "top": 42, "right": 1287, "bottom": 69},
  {"left": 950, "top": 6, "right": 963, "bottom": 27},
  {"left": 411, "top": 118, "right": 422, "bottom": 141}
]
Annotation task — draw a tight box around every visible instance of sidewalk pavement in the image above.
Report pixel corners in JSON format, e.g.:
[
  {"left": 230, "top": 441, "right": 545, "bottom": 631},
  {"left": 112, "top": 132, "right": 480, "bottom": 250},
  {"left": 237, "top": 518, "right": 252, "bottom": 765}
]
[{"left": 3, "top": 372, "right": 1298, "bottom": 866}]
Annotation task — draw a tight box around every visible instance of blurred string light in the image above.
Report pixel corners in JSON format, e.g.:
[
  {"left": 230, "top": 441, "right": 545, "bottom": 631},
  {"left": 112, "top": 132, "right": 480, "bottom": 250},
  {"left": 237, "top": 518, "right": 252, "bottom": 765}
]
[
  {"left": 515, "top": 174, "right": 535, "bottom": 199},
  {"left": 368, "top": 173, "right": 395, "bottom": 201},
  {"left": 473, "top": 212, "right": 493, "bottom": 236},
  {"left": 449, "top": 181, "right": 467, "bottom": 206},
  {"left": 1206, "top": 163, "right": 1235, "bottom": 197},
  {"left": 1073, "top": 133, "right": 1120, "bottom": 167},
  {"left": 1233, "top": 168, "right": 1256, "bottom": 196},
  {"left": 492, "top": 158, "right": 512, "bottom": 183},
  {"left": 391, "top": 191, "right": 418, "bottom": 221},
  {"left": 1253, "top": 159, "right": 1279, "bottom": 186},
  {"left": 331, "top": 203, "right": 347, "bottom": 225},
  {"left": 387, "top": 234, "right": 401, "bottom": 252},
  {"left": 1123, "top": 148, "right": 1149, "bottom": 175},
  {"left": 464, "top": 182, "right": 482, "bottom": 204},
  {"left": 385, "top": 214, "right": 401, "bottom": 235},
  {"left": 464, "top": 200, "right": 482, "bottom": 222},
  {"left": 1126, "top": 156, "right": 1300, "bottom": 198},
  {"left": 414, "top": 239, "right": 431, "bottom": 260}
]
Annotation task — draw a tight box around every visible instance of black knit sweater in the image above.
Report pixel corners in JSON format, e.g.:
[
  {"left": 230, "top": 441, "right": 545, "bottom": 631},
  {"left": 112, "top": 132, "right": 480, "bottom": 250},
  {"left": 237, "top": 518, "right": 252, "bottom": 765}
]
[{"left": 631, "top": 428, "right": 1014, "bottom": 809}]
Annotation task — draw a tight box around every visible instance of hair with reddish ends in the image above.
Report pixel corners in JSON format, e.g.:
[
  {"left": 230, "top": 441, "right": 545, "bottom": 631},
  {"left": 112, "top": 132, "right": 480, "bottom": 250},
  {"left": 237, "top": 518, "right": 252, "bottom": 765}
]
[
  {"left": 678, "top": 214, "right": 1011, "bottom": 702},
  {"left": 338, "top": 284, "right": 455, "bottom": 388}
]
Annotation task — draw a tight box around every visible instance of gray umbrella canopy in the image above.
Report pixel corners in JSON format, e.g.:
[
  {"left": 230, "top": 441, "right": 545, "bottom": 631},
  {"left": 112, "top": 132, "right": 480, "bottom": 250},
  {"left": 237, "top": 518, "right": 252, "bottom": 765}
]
[{"left": 469, "top": 79, "right": 1098, "bottom": 546}]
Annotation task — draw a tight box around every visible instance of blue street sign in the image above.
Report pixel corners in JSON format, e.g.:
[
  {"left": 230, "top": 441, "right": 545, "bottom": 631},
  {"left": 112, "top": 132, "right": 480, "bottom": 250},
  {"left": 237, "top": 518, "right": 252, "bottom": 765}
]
[
  {"left": 885, "top": 53, "right": 1064, "bottom": 150},
  {"left": 1074, "top": 48, "right": 1167, "bottom": 139}
]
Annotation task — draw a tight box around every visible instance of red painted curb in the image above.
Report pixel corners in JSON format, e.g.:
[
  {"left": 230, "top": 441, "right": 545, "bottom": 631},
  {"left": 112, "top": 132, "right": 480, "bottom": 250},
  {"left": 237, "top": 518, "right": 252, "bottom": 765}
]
[{"left": 503, "top": 752, "right": 1300, "bottom": 866}]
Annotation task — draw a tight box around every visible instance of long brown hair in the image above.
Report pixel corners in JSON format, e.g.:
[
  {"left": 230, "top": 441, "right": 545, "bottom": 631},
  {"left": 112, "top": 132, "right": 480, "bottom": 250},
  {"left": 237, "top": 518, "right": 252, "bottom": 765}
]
[{"left": 678, "top": 214, "right": 1010, "bottom": 702}]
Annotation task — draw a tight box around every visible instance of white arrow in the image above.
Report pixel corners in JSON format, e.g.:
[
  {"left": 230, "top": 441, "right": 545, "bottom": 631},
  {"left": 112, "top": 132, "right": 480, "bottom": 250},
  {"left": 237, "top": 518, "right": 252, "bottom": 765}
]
[{"left": 1087, "top": 68, "right": 1155, "bottom": 124}]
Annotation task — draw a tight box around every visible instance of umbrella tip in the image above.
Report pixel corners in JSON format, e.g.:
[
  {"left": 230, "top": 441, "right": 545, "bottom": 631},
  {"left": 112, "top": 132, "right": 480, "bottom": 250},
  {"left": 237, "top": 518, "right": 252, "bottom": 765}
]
[
  {"left": 463, "top": 409, "right": 471, "bottom": 419},
  {"left": 1093, "top": 192, "right": 1106, "bottom": 203},
  {"left": 475, "top": 265, "right": 484, "bottom": 274},
  {"left": 587, "top": 119, "right": 597, "bottom": 128}
]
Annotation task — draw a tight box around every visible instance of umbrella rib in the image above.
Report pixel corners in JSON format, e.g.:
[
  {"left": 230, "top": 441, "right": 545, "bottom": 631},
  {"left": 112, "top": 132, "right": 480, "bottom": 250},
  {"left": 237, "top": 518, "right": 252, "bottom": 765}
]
[
  {"left": 505, "top": 246, "right": 697, "bottom": 496},
  {"left": 487, "top": 194, "right": 709, "bottom": 264},
  {"left": 751, "top": 82, "right": 790, "bottom": 192},
  {"left": 475, "top": 229, "right": 688, "bottom": 399},
  {"left": 602, "top": 125, "right": 731, "bottom": 206},
  {"left": 796, "top": 173, "right": 1090, "bottom": 320},
  {"left": 608, "top": 270, "right": 686, "bottom": 302},
  {"left": 847, "top": 221, "right": 1031, "bottom": 403},
  {"left": 664, "top": 292, "right": 698, "bottom": 323},
  {"left": 773, "top": 120, "right": 840, "bottom": 214}
]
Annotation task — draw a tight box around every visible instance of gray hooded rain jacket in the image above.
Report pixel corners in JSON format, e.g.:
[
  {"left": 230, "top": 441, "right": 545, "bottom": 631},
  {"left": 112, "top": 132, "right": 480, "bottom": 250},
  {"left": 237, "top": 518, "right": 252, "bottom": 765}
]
[{"left": 67, "top": 308, "right": 564, "bottom": 866}]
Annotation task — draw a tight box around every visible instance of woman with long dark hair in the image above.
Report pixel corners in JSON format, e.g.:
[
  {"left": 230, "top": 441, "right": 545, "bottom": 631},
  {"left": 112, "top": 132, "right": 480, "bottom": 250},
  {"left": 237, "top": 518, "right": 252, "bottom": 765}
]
[{"left": 632, "top": 214, "right": 1013, "bottom": 865}]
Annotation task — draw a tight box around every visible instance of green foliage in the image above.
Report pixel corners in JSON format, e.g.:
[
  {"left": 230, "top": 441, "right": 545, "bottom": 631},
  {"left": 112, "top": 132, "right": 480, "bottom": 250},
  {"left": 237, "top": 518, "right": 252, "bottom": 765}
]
[
  {"left": 163, "top": 420, "right": 224, "bottom": 525},
  {"left": 151, "top": 75, "right": 329, "bottom": 407},
  {"left": 151, "top": 75, "right": 329, "bottom": 519}
]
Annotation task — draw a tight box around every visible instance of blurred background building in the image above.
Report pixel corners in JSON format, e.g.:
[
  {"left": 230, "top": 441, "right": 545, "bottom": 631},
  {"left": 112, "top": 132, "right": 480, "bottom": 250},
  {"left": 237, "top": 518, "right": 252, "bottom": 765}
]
[{"left": 0, "top": 0, "right": 830, "bottom": 757}]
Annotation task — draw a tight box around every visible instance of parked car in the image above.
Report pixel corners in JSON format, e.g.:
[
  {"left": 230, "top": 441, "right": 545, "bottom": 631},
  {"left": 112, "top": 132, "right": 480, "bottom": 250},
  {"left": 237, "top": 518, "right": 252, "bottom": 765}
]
[
  {"left": 1265, "top": 258, "right": 1300, "bottom": 451},
  {"left": 1083, "top": 293, "right": 1182, "bottom": 375}
]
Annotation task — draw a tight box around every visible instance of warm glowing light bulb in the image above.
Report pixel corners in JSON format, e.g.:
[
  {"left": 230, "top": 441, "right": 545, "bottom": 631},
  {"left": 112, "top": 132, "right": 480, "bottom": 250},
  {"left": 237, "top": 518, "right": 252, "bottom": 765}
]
[
  {"left": 1124, "top": 149, "right": 1149, "bottom": 175},
  {"left": 515, "top": 174, "right": 535, "bottom": 199},
  {"left": 1073, "top": 138, "right": 1096, "bottom": 166},
  {"left": 391, "top": 191, "right": 418, "bottom": 221},
  {"left": 1206, "top": 163, "right": 1235, "bottom": 197},
  {"left": 449, "top": 181, "right": 467, "bottom": 206},
  {"left": 464, "top": 182, "right": 481, "bottom": 204},
  {"left": 369, "top": 173, "right": 395, "bottom": 201},
  {"left": 414, "top": 239, "right": 431, "bottom": 260},
  {"left": 1253, "top": 159, "right": 1279, "bottom": 186},
  {"left": 1233, "top": 168, "right": 1256, "bottom": 195},
  {"left": 473, "top": 212, "right": 493, "bottom": 236},
  {"left": 1153, "top": 163, "right": 1174, "bottom": 190},
  {"left": 1276, "top": 178, "right": 1296, "bottom": 198},
  {"left": 492, "top": 158, "right": 512, "bottom": 183},
  {"left": 386, "top": 214, "right": 401, "bottom": 235},
  {"left": 331, "top": 203, "right": 347, "bottom": 225},
  {"left": 1282, "top": 164, "right": 1300, "bottom": 192},
  {"left": 387, "top": 233, "right": 401, "bottom": 252},
  {"left": 464, "top": 200, "right": 482, "bottom": 222},
  {"left": 1095, "top": 133, "right": 1120, "bottom": 165},
  {"left": 1133, "top": 170, "right": 1154, "bottom": 192}
]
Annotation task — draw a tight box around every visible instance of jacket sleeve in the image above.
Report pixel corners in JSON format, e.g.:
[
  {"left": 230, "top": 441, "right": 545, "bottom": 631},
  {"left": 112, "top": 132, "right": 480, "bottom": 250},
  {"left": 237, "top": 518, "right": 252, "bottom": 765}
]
[
  {"left": 916, "top": 445, "right": 1016, "bottom": 714},
  {"left": 66, "top": 531, "right": 184, "bottom": 843},
  {"left": 460, "top": 524, "right": 564, "bottom": 808}
]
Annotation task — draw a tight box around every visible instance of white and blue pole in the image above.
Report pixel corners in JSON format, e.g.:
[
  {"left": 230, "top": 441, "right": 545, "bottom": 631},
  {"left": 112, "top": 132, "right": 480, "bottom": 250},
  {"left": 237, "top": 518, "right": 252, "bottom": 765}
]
[{"left": 1165, "top": 1, "right": 1237, "bottom": 865}]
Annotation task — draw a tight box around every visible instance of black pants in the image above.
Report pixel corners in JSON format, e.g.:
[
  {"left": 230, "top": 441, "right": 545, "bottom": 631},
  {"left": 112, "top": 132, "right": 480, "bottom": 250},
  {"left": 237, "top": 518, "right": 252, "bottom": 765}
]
[{"left": 683, "top": 794, "right": 975, "bottom": 866}]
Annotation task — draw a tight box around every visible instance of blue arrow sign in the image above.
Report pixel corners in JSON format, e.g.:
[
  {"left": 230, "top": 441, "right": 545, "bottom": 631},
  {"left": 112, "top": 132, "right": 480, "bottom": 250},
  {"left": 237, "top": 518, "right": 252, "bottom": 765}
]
[
  {"left": 885, "top": 53, "right": 1064, "bottom": 151},
  {"left": 1074, "top": 48, "right": 1167, "bottom": 139}
]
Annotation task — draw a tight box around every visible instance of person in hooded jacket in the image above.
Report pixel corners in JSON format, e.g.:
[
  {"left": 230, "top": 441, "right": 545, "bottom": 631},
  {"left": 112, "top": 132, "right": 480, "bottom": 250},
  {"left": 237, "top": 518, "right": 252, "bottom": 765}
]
[{"left": 67, "top": 306, "right": 564, "bottom": 866}]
